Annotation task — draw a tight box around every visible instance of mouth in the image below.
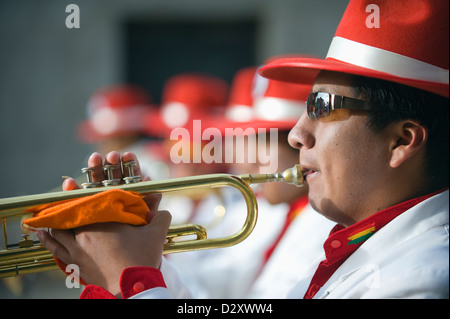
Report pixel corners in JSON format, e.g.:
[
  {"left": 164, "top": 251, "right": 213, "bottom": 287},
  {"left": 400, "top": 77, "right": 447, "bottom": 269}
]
[{"left": 301, "top": 167, "right": 320, "bottom": 181}]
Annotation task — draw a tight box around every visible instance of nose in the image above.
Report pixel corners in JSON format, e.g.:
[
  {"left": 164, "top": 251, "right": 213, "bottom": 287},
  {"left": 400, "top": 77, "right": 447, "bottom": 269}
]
[{"left": 288, "top": 111, "right": 314, "bottom": 150}]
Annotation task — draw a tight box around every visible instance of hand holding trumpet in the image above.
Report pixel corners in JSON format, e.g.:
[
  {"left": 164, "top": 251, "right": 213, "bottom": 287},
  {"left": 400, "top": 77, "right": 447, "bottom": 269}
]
[{"left": 36, "top": 151, "right": 172, "bottom": 298}]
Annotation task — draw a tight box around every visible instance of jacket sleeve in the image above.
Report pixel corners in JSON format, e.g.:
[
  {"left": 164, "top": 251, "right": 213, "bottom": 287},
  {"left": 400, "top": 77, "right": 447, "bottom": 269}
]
[
  {"left": 80, "top": 266, "right": 173, "bottom": 299},
  {"left": 80, "top": 257, "right": 193, "bottom": 299},
  {"left": 158, "top": 256, "right": 193, "bottom": 298}
]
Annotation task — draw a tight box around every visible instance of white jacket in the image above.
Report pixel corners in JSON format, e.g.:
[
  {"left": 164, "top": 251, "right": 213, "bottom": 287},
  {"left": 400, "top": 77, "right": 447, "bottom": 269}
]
[
  {"left": 287, "top": 190, "right": 449, "bottom": 299},
  {"left": 247, "top": 204, "right": 335, "bottom": 298}
]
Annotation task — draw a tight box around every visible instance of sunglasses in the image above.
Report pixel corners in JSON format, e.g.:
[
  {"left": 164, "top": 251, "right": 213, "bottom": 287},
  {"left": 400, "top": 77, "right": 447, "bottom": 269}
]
[{"left": 307, "top": 92, "right": 371, "bottom": 119}]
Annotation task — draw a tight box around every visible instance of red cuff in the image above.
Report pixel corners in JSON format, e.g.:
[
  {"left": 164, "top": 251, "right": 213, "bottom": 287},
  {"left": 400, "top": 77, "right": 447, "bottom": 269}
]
[
  {"left": 80, "top": 285, "right": 117, "bottom": 299},
  {"left": 80, "top": 266, "right": 166, "bottom": 299},
  {"left": 120, "top": 266, "right": 167, "bottom": 298}
]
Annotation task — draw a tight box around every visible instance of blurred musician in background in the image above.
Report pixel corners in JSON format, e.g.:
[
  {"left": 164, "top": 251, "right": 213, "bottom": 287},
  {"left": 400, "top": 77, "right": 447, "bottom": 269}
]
[
  {"left": 142, "top": 73, "right": 230, "bottom": 227},
  {"left": 77, "top": 84, "right": 170, "bottom": 181}
]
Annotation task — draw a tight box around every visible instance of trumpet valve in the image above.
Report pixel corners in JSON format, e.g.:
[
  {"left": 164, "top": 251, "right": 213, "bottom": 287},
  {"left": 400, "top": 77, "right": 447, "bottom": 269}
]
[
  {"left": 18, "top": 234, "right": 34, "bottom": 248},
  {"left": 80, "top": 167, "right": 101, "bottom": 189},
  {"left": 102, "top": 164, "right": 122, "bottom": 186},
  {"left": 122, "top": 161, "right": 142, "bottom": 184}
]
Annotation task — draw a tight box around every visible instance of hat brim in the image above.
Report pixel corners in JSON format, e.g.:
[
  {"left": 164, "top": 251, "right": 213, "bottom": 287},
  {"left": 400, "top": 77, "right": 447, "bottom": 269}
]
[{"left": 259, "top": 57, "right": 449, "bottom": 98}]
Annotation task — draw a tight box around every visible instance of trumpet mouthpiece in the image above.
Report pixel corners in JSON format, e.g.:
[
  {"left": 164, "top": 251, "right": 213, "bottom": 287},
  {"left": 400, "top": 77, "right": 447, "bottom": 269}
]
[
  {"left": 239, "top": 165, "right": 304, "bottom": 187},
  {"left": 279, "top": 165, "right": 303, "bottom": 186}
]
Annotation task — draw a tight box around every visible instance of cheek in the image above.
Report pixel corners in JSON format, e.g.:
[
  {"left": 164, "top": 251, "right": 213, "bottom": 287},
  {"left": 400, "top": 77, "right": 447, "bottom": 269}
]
[
  {"left": 319, "top": 125, "right": 374, "bottom": 190},
  {"left": 325, "top": 133, "right": 387, "bottom": 198},
  {"left": 321, "top": 142, "right": 354, "bottom": 193}
]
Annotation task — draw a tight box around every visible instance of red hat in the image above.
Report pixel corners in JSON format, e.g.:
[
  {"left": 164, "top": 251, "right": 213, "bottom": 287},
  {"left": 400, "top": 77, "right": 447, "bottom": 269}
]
[
  {"left": 144, "top": 73, "right": 229, "bottom": 138},
  {"left": 77, "top": 85, "right": 156, "bottom": 143},
  {"left": 260, "top": 0, "right": 449, "bottom": 98},
  {"left": 223, "top": 66, "right": 260, "bottom": 123},
  {"left": 249, "top": 77, "right": 311, "bottom": 131},
  {"left": 210, "top": 61, "right": 312, "bottom": 134}
]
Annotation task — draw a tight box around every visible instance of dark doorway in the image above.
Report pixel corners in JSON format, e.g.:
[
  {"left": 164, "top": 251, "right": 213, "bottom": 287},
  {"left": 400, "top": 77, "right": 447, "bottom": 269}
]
[{"left": 124, "top": 18, "right": 257, "bottom": 104}]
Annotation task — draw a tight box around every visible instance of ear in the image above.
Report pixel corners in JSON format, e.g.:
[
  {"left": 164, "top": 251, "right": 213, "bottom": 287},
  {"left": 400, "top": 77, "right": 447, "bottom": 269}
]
[{"left": 389, "top": 120, "right": 428, "bottom": 168}]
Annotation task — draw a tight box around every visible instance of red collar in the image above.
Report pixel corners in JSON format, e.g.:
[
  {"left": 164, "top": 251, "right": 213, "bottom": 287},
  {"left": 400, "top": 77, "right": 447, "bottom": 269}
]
[{"left": 303, "top": 188, "right": 447, "bottom": 299}]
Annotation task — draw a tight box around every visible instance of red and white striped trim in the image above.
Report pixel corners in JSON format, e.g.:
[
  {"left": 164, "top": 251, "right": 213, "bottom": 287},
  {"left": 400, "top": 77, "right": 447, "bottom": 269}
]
[
  {"left": 253, "top": 97, "right": 305, "bottom": 121},
  {"left": 326, "top": 36, "right": 449, "bottom": 84},
  {"left": 91, "top": 104, "right": 148, "bottom": 135},
  {"left": 225, "top": 104, "right": 254, "bottom": 122},
  {"left": 161, "top": 102, "right": 190, "bottom": 128}
]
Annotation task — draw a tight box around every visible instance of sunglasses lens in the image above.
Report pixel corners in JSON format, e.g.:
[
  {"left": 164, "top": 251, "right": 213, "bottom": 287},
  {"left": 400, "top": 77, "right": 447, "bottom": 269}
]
[
  {"left": 307, "top": 93, "right": 316, "bottom": 118},
  {"left": 308, "top": 92, "right": 331, "bottom": 118}
]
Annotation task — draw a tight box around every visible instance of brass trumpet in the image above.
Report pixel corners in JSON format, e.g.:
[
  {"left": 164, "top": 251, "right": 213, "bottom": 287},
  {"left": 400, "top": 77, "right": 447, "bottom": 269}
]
[{"left": 0, "top": 165, "right": 303, "bottom": 278}]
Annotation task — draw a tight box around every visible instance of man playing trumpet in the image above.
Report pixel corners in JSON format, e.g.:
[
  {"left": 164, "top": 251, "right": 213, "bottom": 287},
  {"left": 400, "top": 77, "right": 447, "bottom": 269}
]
[{"left": 37, "top": 0, "right": 448, "bottom": 299}]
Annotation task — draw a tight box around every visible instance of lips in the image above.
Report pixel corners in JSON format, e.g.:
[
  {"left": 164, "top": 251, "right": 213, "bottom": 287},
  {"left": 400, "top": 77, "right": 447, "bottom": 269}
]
[
  {"left": 302, "top": 168, "right": 312, "bottom": 177},
  {"left": 301, "top": 166, "right": 320, "bottom": 180}
]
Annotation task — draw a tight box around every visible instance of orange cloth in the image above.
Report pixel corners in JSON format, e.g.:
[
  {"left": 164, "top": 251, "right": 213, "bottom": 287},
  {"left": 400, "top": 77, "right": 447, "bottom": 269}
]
[
  {"left": 23, "top": 189, "right": 149, "bottom": 230},
  {"left": 23, "top": 189, "right": 150, "bottom": 286}
]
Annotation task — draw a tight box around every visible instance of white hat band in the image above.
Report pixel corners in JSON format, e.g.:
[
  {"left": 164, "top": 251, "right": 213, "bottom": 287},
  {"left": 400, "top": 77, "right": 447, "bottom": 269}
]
[
  {"left": 92, "top": 105, "right": 148, "bottom": 135},
  {"left": 327, "top": 36, "right": 449, "bottom": 84},
  {"left": 161, "top": 102, "right": 190, "bottom": 128},
  {"left": 253, "top": 97, "right": 305, "bottom": 121},
  {"left": 225, "top": 105, "right": 254, "bottom": 122}
]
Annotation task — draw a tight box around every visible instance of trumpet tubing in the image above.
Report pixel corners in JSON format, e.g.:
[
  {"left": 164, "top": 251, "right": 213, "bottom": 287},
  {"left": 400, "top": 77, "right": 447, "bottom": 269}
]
[{"left": 0, "top": 165, "right": 303, "bottom": 278}]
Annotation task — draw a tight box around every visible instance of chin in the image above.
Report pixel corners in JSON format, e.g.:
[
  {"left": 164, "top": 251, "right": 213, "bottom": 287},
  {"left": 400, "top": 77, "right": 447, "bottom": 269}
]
[
  {"left": 265, "top": 197, "right": 281, "bottom": 205},
  {"left": 309, "top": 196, "right": 348, "bottom": 225}
]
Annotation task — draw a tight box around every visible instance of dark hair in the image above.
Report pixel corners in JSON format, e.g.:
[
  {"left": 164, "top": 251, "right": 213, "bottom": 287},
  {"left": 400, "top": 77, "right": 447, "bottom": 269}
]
[{"left": 351, "top": 75, "right": 449, "bottom": 190}]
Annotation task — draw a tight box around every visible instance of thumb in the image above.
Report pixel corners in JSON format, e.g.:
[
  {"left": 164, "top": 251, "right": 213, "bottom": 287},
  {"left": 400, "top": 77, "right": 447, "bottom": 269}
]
[
  {"left": 144, "top": 210, "right": 172, "bottom": 243},
  {"left": 140, "top": 210, "right": 172, "bottom": 268},
  {"left": 147, "top": 210, "right": 172, "bottom": 230}
]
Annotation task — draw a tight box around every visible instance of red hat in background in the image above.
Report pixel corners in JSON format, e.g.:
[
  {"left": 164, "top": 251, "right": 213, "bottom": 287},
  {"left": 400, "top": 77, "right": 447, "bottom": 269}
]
[
  {"left": 210, "top": 58, "right": 313, "bottom": 133},
  {"left": 77, "top": 85, "right": 156, "bottom": 143},
  {"left": 260, "top": 0, "right": 449, "bottom": 98},
  {"left": 249, "top": 77, "right": 311, "bottom": 131},
  {"left": 144, "top": 73, "right": 229, "bottom": 138},
  {"left": 223, "top": 66, "right": 262, "bottom": 123}
]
